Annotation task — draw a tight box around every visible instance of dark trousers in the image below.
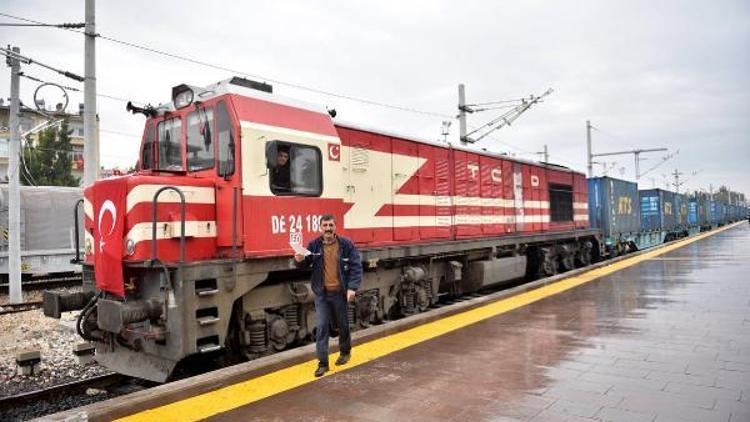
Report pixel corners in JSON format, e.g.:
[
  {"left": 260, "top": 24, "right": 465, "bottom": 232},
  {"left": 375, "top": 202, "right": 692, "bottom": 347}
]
[{"left": 314, "top": 290, "right": 351, "bottom": 366}]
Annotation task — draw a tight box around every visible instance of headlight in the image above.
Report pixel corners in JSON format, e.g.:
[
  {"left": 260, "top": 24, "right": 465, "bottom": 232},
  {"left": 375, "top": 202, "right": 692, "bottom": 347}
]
[
  {"left": 172, "top": 84, "right": 194, "bottom": 109},
  {"left": 125, "top": 238, "right": 135, "bottom": 256}
]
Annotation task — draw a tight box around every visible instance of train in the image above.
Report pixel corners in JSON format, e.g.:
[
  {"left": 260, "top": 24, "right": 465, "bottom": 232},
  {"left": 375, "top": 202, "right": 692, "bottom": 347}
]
[{"left": 42, "top": 77, "right": 749, "bottom": 382}]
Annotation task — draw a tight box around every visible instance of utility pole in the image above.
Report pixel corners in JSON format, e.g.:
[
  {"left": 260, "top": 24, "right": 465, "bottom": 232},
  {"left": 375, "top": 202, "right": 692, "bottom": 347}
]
[
  {"left": 586, "top": 120, "right": 593, "bottom": 177},
  {"left": 458, "top": 84, "right": 469, "bottom": 145},
  {"left": 83, "top": 0, "right": 99, "bottom": 185},
  {"left": 537, "top": 144, "right": 548, "bottom": 163},
  {"left": 6, "top": 46, "right": 22, "bottom": 305},
  {"left": 671, "top": 169, "right": 684, "bottom": 193},
  {"left": 591, "top": 147, "right": 667, "bottom": 181}
]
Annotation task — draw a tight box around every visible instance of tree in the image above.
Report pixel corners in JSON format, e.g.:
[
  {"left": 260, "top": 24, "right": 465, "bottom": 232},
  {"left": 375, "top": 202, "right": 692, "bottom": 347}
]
[{"left": 21, "top": 119, "right": 80, "bottom": 187}]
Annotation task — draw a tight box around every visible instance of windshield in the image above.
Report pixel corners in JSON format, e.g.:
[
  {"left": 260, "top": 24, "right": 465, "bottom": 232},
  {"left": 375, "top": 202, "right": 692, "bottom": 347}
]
[
  {"left": 156, "top": 117, "right": 183, "bottom": 171},
  {"left": 186, "top": 108, "right": 214, "bottom": 172}
]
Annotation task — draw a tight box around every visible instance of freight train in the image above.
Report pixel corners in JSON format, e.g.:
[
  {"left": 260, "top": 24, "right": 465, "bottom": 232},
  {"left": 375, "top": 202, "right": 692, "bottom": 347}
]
[{"left": 42, "top": 77, "right": 748, "bottom": 382}]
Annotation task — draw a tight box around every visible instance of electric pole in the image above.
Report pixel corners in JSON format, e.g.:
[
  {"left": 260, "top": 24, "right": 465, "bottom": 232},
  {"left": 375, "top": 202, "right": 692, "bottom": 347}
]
[
  {"left": 671, "top": 169, "right": 684, "bottom": 193},
  {"left": 537, "top": 144, "right": 549, "bottom": 163},
  {"left": 83, "top": 0, "right": 99, "bottom": 185},
  {"left": 586, "top": 120, "right": 593, "bottom": 177},
  {"left": 6, "top": 46, "right": 22, "bottom": 305},
  {"left": 458, "top": 84, "right": 468, "bottom": 144}
]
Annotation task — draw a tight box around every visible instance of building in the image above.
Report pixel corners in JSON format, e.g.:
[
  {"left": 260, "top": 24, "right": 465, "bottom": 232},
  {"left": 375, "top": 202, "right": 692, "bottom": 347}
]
[{"left": 0, "top": 100, "right": 98, "bottom": 185}]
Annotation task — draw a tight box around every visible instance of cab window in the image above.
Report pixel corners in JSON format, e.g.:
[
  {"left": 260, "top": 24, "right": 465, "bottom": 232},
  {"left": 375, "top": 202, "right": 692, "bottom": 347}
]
[
  {"left": 216, "top": 101, "right": 235, "bottom": 177},
  {"left": 156, "top": 117, "right": 183, "bottom": 171},
  {"left": 267, "top": 141, "right": 322, "bottom": 196},
  {"left": 141, "top": 123, "right": 155, "bottom": 170},
  {"left": 186, "top": 108, "right": 214, "bottom": 172}
]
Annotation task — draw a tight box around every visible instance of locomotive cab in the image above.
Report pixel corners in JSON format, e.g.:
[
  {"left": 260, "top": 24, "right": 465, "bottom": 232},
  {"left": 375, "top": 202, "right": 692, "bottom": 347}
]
[{"left": 45, "top": 77, "right": 340, "bottom": 381}]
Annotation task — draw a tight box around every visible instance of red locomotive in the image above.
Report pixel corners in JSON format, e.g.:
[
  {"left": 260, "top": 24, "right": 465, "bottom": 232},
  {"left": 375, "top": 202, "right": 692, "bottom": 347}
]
[{"left": 45, "top": 77, "right": 600, "bottom": 382}]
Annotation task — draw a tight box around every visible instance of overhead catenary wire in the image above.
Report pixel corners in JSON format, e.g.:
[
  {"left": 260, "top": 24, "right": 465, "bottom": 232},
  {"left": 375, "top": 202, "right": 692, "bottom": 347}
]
[
  {"left": 4, "top": 11, "right": 592, "bottom": 172},
  {"left": 0, "top": 12, "right": 454, "bottom": 120},
  {"left": 16, "top": 72, "right": 146, "bottom": 106},
  {"left": 464, "top": 89, "right": 553, "bottom": 144}
]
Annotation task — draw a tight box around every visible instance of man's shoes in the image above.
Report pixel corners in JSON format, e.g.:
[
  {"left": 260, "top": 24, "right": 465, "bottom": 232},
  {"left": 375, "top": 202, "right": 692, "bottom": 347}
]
[
  {"left": 335, "top": 352, "right": 351, "bottom": 366},
  {"left": 314, "top": 364, "right": 329, "bottom": 377}
]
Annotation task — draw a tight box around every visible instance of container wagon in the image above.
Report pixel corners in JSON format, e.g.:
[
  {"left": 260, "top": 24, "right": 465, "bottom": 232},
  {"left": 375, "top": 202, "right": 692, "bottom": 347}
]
[
  {"left": 639, "top": 188, "right": 677, "bottom": 245},
  {"left": 587, "top": 176, "right": 640, "bottom": 256}
]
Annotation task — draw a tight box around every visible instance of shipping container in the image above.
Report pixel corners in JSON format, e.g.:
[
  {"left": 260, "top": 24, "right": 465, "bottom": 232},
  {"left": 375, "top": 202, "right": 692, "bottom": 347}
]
[
  {"left": 0, "top": 185, "right": 83, "bottom": 275},
  {"left": 688, "top": 193, "right": 711, "bottom": 229},
  {"left": 639, "top": 189, "right": 677, "bottom": 231},
  {"left": 688, "top": 199, "right": 699, "bottom": 226},
  {"left": 0, "top": 185, "right": 83, "bottom": 251},
  {"left": 674, "top": 193, "right": 689, "bottom": 227},
  {"left": 709, "top": 201, "right": 720, "bottom": 225},
  {"left": 588, "top": 176, "right": 640, "bottom": 240}
]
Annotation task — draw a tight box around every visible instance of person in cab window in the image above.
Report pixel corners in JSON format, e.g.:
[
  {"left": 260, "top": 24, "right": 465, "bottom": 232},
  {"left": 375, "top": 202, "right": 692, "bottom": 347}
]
[{"left": 271, "top": 147, "right": 291, "bottom": 192}]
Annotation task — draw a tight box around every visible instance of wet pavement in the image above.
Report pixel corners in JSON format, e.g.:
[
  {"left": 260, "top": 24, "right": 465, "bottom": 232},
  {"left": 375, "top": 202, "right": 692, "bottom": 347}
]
[{"left": 212, "top": 224, "right": 750, "bottom": 422}]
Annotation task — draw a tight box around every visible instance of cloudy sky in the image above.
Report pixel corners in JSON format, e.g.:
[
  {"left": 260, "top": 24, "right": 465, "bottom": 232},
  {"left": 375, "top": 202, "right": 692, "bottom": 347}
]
[{"left": 1, "top": 1, "right": 748, "bottom": 196}]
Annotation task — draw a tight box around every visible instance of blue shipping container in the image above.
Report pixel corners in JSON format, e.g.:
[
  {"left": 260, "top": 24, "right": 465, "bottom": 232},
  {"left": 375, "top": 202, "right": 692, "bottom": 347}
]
[
  {"left": 674, "top": 193, "right": 689, "bottom": 227},
  {"left": 710, "top": 201, "right": 719, "bottom": 224},
  {"left": 640, "top": 189, "right": 677, "bottom": 231},
  {"left": 588, "top": 177, "right": 641, "bottom": 239},
  {"left": 688, "top": 200, "right": 699, "bottom": 226}
]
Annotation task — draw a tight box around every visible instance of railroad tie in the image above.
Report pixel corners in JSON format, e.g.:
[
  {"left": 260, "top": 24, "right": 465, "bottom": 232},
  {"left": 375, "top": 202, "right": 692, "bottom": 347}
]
[
  {"left": 15, "top": 350, "right": 41, "bottom": 376},
  {"left": 74, "top": 342, "right": 96, "bottom": 365}
]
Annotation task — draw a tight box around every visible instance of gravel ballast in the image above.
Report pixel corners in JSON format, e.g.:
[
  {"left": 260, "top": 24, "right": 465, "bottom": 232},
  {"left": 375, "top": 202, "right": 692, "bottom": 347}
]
[{"left": 0, "top": 307, "right": 111, "bottom": 398}]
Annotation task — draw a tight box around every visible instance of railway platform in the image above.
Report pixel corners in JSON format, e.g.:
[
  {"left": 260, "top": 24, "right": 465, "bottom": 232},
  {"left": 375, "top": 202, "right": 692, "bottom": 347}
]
[{"left": 48, "top": 222, "right": 750, "bottom": 422}]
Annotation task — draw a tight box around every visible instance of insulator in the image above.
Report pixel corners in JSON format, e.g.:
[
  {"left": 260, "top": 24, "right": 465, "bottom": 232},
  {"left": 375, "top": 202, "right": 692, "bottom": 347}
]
[{"left": 248, "top": 320, "right": 267, "bottom": 353}]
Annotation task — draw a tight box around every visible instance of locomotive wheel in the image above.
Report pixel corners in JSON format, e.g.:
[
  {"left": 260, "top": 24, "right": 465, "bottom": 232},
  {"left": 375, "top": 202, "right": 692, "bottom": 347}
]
[
  {"left": 560, "top": 253, "right": 575, "bottom": 272},
  {"left": 540, "top": 254, "right": 558, "bottom": 277},
  {"left": 576, "top": 242, "right": 593, "bottom": 267},
  {"left": 577, "top": 248, "right": 592, "bottom": 267}
]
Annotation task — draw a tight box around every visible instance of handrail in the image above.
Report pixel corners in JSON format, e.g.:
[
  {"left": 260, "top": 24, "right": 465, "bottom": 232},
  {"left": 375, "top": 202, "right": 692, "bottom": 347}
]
[
  {"left": 70, "top": 198, "right": 84, "bottom": 264},
  {"left": 148, "top": 186, "right": 186, "bottom": 324},
  {"left": 149, "top": 186, "right": 186, "bottom": 265}
]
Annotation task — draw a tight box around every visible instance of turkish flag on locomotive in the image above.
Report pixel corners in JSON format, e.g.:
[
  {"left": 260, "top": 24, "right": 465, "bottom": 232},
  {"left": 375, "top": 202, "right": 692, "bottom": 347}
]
[{"left": 93, "top": 177, "right": 127, "bottom": 297}]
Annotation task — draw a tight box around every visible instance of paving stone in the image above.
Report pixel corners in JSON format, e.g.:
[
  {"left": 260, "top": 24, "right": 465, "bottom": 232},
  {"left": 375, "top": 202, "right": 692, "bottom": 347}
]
[{"left": 594, "top": 406, "right": 656, "bottom": 422}]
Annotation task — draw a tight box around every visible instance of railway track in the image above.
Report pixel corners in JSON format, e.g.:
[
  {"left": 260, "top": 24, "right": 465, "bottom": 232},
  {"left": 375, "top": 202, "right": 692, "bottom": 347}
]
[
  {"left": 0, "top": 274, "right": 81, "bottom": 293},
  {"left": 0, "top": 301, "right": 43, "bottom": 315},
  {"left": 0, "top": 373, "right": 152, "bottom": 420}
]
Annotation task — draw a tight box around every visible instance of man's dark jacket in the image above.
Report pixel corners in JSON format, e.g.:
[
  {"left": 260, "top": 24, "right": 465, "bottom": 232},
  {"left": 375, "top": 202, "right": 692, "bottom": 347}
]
[{"left": 298, "top": 235, "right": 362, "bottom": 297}]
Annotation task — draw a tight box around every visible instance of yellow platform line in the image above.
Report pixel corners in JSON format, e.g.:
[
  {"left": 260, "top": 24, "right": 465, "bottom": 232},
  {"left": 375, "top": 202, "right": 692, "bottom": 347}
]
[{"left": 119, "top": 222, "right": 742, "bottom": 422}]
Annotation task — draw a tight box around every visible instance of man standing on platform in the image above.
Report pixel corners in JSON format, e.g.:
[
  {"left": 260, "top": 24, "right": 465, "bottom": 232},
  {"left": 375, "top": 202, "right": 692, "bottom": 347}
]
[{"left": 294, "top": 214, "right": 362, "bottom": 377}]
